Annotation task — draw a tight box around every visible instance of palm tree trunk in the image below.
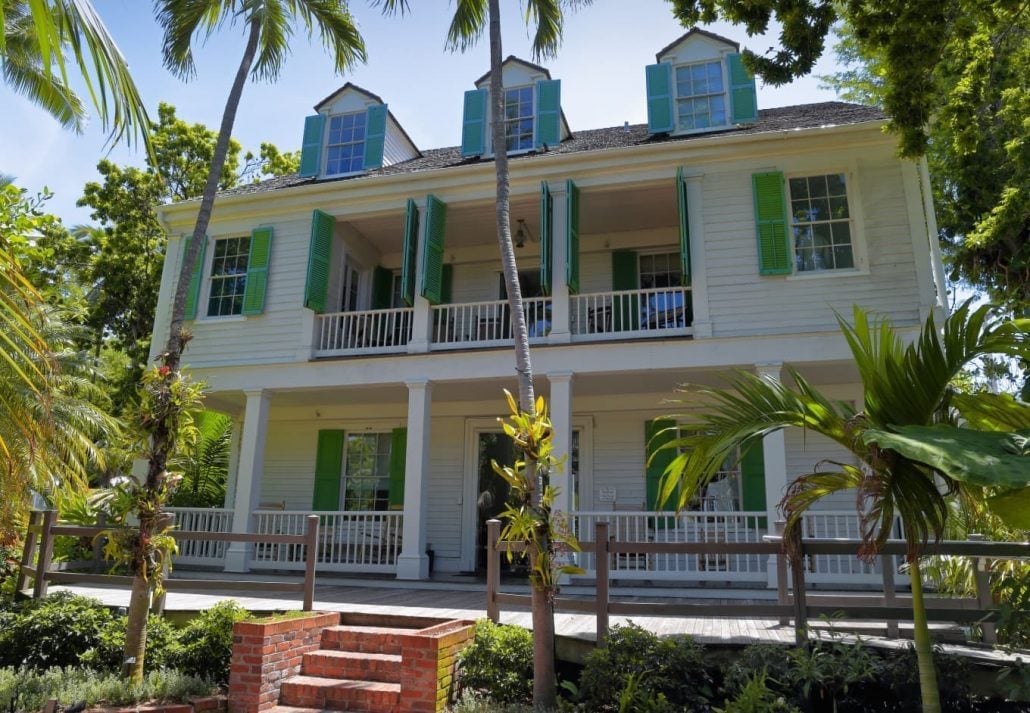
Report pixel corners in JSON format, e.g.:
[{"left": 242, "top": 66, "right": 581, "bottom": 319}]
[
  {"left": 909, "top": 557, "right": 942, "bottom": 713},
  {"left": 121, "top": 16, "right": 262, "bottom": 683}
]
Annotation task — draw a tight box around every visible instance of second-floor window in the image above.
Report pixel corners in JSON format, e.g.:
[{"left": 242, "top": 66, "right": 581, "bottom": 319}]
[
  {"left": 343, "top": 432, "right": 392, "bottom": 511},
  {"left": 789, "top": 173, "right": 854, "bottom": 272},
  {"left": 504, "top": 86, "right": 534, "bottom": 151},
  {"left": 207, "top": 236, "right": 251, "bottom": 317},
  {"left": 326, "top": 111, "right": 366, "bottom": 175},
  {"left": 638, "top": 251, "right": 682, "bottom": 289},
  {"left": 675, "top": 60, "right": 726, "bottom": 131}
]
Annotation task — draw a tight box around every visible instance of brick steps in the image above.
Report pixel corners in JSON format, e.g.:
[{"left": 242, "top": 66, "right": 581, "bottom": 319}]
[
  {"left": 321, "top": 625, "right": 414, "bottom": 655},
  {"left": 302, "top": 650, "right": 403, "bottom": 683},
  {"left": 280, "top": 675, "right": 401, "bottom": 711}
]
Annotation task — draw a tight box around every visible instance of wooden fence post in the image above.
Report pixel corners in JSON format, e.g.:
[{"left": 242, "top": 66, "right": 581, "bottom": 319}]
[
  {"left": 16, "top": 511, "right": 42, "bottom": 595},
  {"left": 787, "top": 525, "right": 808, "bottom": 647},
  {"left": 774, "top": 520, "right": 789, "bottom": 626},
  {"left": 33, "top": 509, "right": 58, "bottom": 599},
  {"left": 968, "top": 534, "right": 997, "bottom": 644},
  {"left": 595, "top": 521, "right": 610, "bottom": 647},
  {"left": 92, "top": 512, "right": 108, "bottom": 573},
  {"left": 880, "top": 552, "right": 899, "bottom": 638},
  {"left": 486, "top": 519, "right": 501, "bottom": 623},
  {"left": 303, "top": 515, "right": 319, "bottom": 611}
]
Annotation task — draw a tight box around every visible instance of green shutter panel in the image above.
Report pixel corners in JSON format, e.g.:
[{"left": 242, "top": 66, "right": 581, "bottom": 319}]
[
  {"left": 299, "top": 114, "right": 325, "bottom": 177},
  {"left": 363, "top": 104, "right": 388, "bottom": 170},
  {"left": 645, "top": 418, "right": 677, "bottom": 511},
  {"left": 739, "top": 441, "right": 767, "bottom": 527},
  {"left": 242, "top": 226, "right": 272, "bottom": 315},
  {"left": 304, "top": 209, "right": 335, "bottom": 312},
  {"left": 388, "top": 427, "right": 407, "bottom": 509},
  {"left": 535, "top": 79, "right": 561, "bottom": 149},
  {"left": 183, "top": 235, "right": 207, "bottom": 320},
  {"left": 401, "top": 199, "right": 419, "bottom": 306},
  {"left": 565, "top": 179, "right": 580, "bottom": 294},
  {"left": 752, "top": 172, "right": 792, "bottom": 275},
  {"left": 312, "top": 430, "right": 344, "bottom": 510},
  {"left": 539, "top": 182, "right": 552, "bottom": 295},
  {"left": 611, "top": 250, "right": 639, "bottom": 331},
  {"left": 461, "top": 89, "right": 488, "bottom": 157},
  {"left": 676, "top": 167, "right": 692, "bottom": 286},
  {"left": 441, "top": 264, "right": 454, "bottom": 304},
  {"left": 726, "top": 53, "right": 758, "bottom": 124},
  {"left": 420, "top": 194, "right": 447, "bottom": 304},
  {"left": 371, "top": 265, "right": 393, "bottom": 309},
  {"left": 645, "top": 63, "right": 675, "bottom": 134}
]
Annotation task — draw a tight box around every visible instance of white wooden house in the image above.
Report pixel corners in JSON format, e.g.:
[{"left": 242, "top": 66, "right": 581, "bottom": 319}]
[{"left": 151, "top": 29, "right": 948, "bottom": 586}]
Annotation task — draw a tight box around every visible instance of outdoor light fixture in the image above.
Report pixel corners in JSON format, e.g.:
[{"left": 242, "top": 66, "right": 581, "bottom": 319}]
[{"left": 515, "top": 218, "right": 532, "bottom": 248}]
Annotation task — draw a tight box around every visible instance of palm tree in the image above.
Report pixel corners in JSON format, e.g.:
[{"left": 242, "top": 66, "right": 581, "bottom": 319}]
[
  {"left": 115, "top": 0, "right": 369, "bottom": 682},
  {"left": 0, "top": 0, "right": 148, "bottom": 145},
  {"left": 660, "top": 302, "right": 1030, "bottom": 713}
]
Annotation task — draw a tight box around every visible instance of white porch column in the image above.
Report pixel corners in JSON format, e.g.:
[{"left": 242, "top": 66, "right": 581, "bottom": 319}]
[
  {"left": 685, "top": 174, "right": 712, "bottom": 337},
  {"left": 397, "top": 378, "right": 432, "bottom": 579},
  {"left": 224, "top": 390, "right": 270, "bottom": 573},
  {"left": 548, "top": 372, "right": 574, "bottom": 514},
  {"left": 547, "top": 182, "right": 572, "bottom": 344},
  {"left": 756, "top": 363, "right": 790, "bottom": 588}
]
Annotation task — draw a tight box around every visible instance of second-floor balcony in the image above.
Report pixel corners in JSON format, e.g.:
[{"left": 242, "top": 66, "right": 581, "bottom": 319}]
[{"left": 313, "top": 286, "right": 693, "bottom": 357}]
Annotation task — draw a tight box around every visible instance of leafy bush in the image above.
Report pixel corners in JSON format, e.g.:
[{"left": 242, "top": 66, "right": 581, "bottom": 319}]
[
  {"left": 446, "top": 691, "right": 536, "bottom": 712},
  {"left": 0, "top": 592, "right": 114, "bottom": 669},
  {"left": 576, "top": 622, "right": 711, "bottom": 712},
  {"left": 456, "top": 620, "right": 533, "bottom": 704},
  {"left": 996, "top": 569, "right": 1030, "bottom": 648},
  {"left": 0, "top": 666, "right": 214, "bottom": 711},
  {"left": 80, "top": 613, "right": 178, "bottom": 672},
  {"left": 167, "top": 600, "right": 250, "bottom": 684},
  {"left": 716, "top": 672, "right": 800, "bottom": 713}
]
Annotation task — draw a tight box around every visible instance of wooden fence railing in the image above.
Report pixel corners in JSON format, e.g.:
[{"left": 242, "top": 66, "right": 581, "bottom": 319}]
[
  {"left": 17, "top": 510, "right": 321, "bottom": 611},
  {"left": 485, "top": 519, "right": 1030, "bottom": 647}
]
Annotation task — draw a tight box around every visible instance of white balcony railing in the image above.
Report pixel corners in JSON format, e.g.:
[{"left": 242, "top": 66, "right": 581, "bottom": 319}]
[
  {"left": 251, "top": 510, "right": 402, "bottom": 573},
  {"left": 315, "top": 308, "right": 413, "bottom": 357},
  {"left": 801, "top": 510, "right": 907, "bottom": 585},
  {"left": 570, "top": 286, "right": 692, "bottom": 340},
  {"left": 430, "top": 297, "right": 551, "bottom": 349},
  {"left": 167, "top": 507, "right": 233, "bottom": 566}
]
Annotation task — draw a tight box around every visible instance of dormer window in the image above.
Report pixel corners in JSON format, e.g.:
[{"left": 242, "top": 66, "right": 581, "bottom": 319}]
[
  {"left": 326, "top": 112, "right": 367, "bottom": 176},
  {"left": 504, "top": 86, "right": 535, "bottom": 151},
  {"left": 675, "top": 61, "right": 726, "bottom": 130}
]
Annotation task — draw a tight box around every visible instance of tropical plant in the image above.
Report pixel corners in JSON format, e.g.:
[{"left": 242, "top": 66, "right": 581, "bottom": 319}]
[
  {"left": 116, "top": 0, "right": 369, "bottom": 683},
  {"left": 169, "top": 410, "right": 232, "bottom": 508},
  {"left": 659, "top": 302, "right": 1030, "bottom": 713}
]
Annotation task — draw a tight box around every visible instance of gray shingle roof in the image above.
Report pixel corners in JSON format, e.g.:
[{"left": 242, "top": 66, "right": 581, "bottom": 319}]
[{"left": 218, "top": 102, "right": 884, "bottom": 199}]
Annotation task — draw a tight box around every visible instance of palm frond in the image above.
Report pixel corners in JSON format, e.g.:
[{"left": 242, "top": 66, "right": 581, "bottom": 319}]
[
  {"left": 155, "top": 0, "right": 235, "bottom": 80},
  {"left": 525, "top": 0, "right": 562, "bottom": 60},
  {"left": 445, "top": 0, "right": 486, "bottom": 53},
  {"left": 286, "top": 0, "right": 366, "bottom": 77}
]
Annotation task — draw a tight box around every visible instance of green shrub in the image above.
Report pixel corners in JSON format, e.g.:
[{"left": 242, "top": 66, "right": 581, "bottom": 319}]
[
  {"left": 80, "top": 613, "right": 178, "bottom": 672},
  {"left": 446, "top": 691, "right": 536, "bottom": 712},
  {"left": 716, "top": 672, "right": 800, "bottom": 713},
  {"left": 996, "top": 568, "right": 1030, "bottom": 648},
  {"left": 456, "top": 620, "right": 533, "bottom": 705},
  {"left": 167, "top": 600, "right": 250, "bottom": 685},
  {"left": 576, "top": 622, "right": 711, "bottom": 712},
  {"left": 0, "top": 666, "right": 214, "bottom": 711},
  {"left": 0, "top": 592, "right": 114, "bottom": 669}
]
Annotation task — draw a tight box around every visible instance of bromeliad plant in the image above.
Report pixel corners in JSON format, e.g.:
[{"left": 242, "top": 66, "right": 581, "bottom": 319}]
[{"left": 492, "top": 390, "right": 582, "bottom": 598}]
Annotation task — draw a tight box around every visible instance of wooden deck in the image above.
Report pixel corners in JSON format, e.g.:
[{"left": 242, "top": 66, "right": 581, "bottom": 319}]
[{"left": 52, "top": 573, "right": 1027, "bottom": 666}]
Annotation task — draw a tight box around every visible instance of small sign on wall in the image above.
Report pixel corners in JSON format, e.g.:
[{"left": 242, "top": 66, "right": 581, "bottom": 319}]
[{"left": 597, "top": 487, "right": 617, "bottom": 504}]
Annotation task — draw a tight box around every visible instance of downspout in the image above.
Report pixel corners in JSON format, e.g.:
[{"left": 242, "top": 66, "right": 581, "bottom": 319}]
[{"left": 918, "top": 157, "right": 950, "bottom": 316}]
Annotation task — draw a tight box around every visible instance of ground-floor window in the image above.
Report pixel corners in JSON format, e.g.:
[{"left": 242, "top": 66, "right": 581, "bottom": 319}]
[{"left": 343, "top": 433, "right": 392, "bottom": 510}]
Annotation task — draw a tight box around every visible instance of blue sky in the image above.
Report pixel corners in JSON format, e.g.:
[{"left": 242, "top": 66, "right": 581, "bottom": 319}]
[{"left": 0, "top": 0, "right": 843, "bottom": 225}]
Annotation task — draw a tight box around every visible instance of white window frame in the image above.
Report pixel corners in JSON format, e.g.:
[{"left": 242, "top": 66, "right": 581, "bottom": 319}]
[
  {"left": 502, "top": 84, "right": 535, "bottom": 153},
  {"left": 199, "top": 235, "right": 251, "bottom": 321},
  {"left": 324, "top": 110, "right": 367, "bottom": 177},
  {"left": 340, "top": 431, "right": 394, "bottom": 512},
  {"left": 672, "top": 59, "right": 729, "bottom": 134},
  {"left": 783, "top": 165, "right": 868, "bottom": 280},
  {"left": 637, "top": 250, "right": 683, "bottom": 289}
]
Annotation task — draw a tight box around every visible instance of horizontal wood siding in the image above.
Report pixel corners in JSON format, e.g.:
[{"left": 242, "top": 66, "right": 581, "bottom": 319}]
[
  {"left": 590, "top": 411, "right": 649, "bottom": 509},
  {"left": 784, "top": 427, "right": 858, "bottom": 511},
  {"left": 425, "top": 417, "right": 464, "bottom": 567}
]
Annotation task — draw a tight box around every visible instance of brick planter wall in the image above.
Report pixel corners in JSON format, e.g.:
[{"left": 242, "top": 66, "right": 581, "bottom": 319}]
[
  {"left": 397, "top": 619, "right": 476, "bottom": 713},
  {"left": 228, "top": 612, "right": 341, "bottom": 713}
]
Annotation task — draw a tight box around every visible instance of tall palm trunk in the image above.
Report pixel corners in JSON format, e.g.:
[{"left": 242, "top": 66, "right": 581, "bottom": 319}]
[
  {"left": 122, "top": 17, "right": 261, "bottom": 683},
  {"left": 909, "top": 557, "right": 941, "bottom": 713},
  {"left": 485, "top": 1, "right": 555, "bottom": 708}
]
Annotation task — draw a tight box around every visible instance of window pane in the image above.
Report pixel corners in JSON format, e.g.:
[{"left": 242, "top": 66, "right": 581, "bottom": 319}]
[
  {"left": 788, "top": 174, "right": 855, "bottom": 273},
  {"left": 829, "top": 196, "right": 850, "bottom": 219},
  {"left": 826, "top": 173, "right": 847, "bottom": 196},
  {"left": 833, "top": 245, "right": 855, "bottom": 269}
]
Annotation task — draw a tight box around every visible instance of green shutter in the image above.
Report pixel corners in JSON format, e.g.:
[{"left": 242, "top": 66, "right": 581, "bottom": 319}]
[
  {"left": 645, "top": 63, "right": 674, "bottom": 134},
  {"left": 363, "top": 104, "right": 388, "bottom": 170},
  {"left": 645, "top": 418, "right": 677, "bottom": 511},
  {"left": 312, "top": 430, "right": 344, "bottom": 510},
  {"left": 461, "top": 89, "right": 488, "bottom": 157},
  {"left": 304, "top": 209, "right": 335, "bottom": 312},
  {"left": 441, "top": 264, "right": 454, "bottom": 304},
  {"left": 676, "top": 167, "right": 692, "bottom": 286},
  {"left": 565, "top": 179, "right": 580, "bottom": 294},
  {"left": 401, "top": 199, "right": 419, "bottom": 306},
  {"left": 421, "top": 194, "right": 447, "bottom": 304},
  {"left": 535, "top": 79, "right": 561, "bottom": 149},
  {"left": 388, "top": 427, "right": 407, "bottom": 510},
  {"left": 752, "top": 172, "right": 792, "bottom": 275},
  {"left": 299, "top": 114, "right": 325, "bottom": 177},
  {"left": 242, "top": 226, "right": 272, "bottom": 315},
  {"left": 183, "top": 235, "right": 207, "bottom": 320},
  {"left": 740, "top": 441, "right": 767, "bottom": 527},
  {"left": 539, "top": 182, "right": 552, "bottom": 295},
  {"left": 726, "top": 53, "right": 758, "bottom": 124},
  {"left": 611, "top": 250, "right": 639, "bottom": 331},
  {"left": 371, "top": 265, "right": 393, "bottom": 309}
]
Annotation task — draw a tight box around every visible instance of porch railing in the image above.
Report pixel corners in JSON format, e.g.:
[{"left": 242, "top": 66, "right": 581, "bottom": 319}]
[
  {"left": 167, "top": 507, "right": 233, "bottom": 566},
  {"left": 430, "top": 297, "right": 551, "bottom": 349},
  {"left": 801, "top": 510, "right": 907, "bottom": 585},
  {"left": 315, "top": 307, "right": 413, "bottom": 356},
  {"left": 570, "top": 286, "right": 692, "bottom": 340},
  {"left": 252, "top": 510, "right": 402, "bottom": 573}
]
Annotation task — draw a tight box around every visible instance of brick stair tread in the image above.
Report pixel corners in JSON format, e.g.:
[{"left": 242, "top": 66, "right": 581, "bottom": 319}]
[
  {"left": 302, "top": 650, "right": 403, "bottom": 682},
  {"left": 283, "top": 674, "right": 401, "bottom": 691},
  {"left": 262, "top": 707, "right": 333, "bottom": 713},
  {"left": 324, "top": 625, "right": 416, "bottom": 635},
  {"left": 281, "top": 674, "right": 402, "bottom": 709},
  {"left": 307, "top": 650, "right": 402, "bottom": 664}
]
